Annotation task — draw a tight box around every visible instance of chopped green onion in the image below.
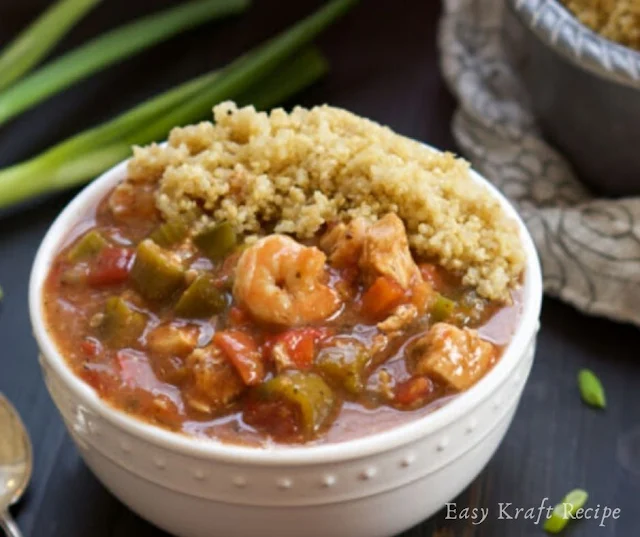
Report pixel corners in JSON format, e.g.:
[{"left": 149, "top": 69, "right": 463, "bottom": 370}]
[
  {"left": 0, "top": 44, "right": 330, "bottom": 209},
  {"left": 544, "top": 489, "right": 589, "bottom": 534},
  {"left": 578, "top": 369, "right": 606, "bottom": 409},
  {"left": 0, "top": 0, "right": 99, "bottom": 92},
  {"left": 0, "top": 0, "right": 250, "bottom": 126}
]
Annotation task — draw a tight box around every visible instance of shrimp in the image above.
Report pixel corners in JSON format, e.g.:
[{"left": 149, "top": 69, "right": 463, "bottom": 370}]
[
  {"left": 233, "top": 235, "right": 341, "bottom": 325},
  {"left": 359, "top": 213, "right": 421, "bottom": 289}
]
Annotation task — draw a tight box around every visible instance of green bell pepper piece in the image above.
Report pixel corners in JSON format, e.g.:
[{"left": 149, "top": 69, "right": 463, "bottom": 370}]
[
  {"left": 316, "top": 338, "right": 371, "bottom": 394},
  {"left": 67, "top": 230, "right": 109, "bottom": 262},
  {"left": 260, "top": 371, "right": 335, "bottom": 437},
  {"left": 193, "top": 221, "right": 237, "bottom": 261},
  {"left": 175, "top": 273, "right": 226, "bottom": 318},
  {"left": 97, "top": 296, "right": 147, "bottom": 348},
  {"left": 149, "top": 218, "right": 189, "bottom": 248},
  {"left": 130, "top": 239, "right": 185, "bottom": 301}
]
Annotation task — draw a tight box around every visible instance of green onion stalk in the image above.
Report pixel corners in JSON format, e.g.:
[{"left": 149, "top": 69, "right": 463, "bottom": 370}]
[
  {"left": 0, "top": 0, "right": 100, "bottom": 92},
  {"left": 0, "top": 0, "right": 250, "bottom": 126},
  {"left": 0, "top": 0, "right": 357, "bottom": 210},
  {"left": 0, "top": 48, "right": 328, "bottom": 210}
]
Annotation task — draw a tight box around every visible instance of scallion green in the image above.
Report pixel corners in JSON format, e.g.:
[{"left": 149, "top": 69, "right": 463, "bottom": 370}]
[
  {"left": 544, "top": 489, "right": 589, "bottom": 534},
  {"left": 0, "top": 0, "right": 357, "bottom": 209},
  {"left": 0, "top": 0, "right": 100, "bottom": 92},
  {"left": 578, "top": 369, "right": 606, "bottom": 409},
  {"left": 0, "top": 0, "right": 250, "bottom": 126},
  {"left": 0, "top": 48, "right": 328, "bottom": 209},
  {"left": 128, "top": 0, "right": 357, "bottom": 144}
]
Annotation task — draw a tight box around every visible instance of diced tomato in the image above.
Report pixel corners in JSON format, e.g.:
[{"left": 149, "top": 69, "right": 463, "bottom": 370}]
[
  {"left": 80, "top": 337, "right": 101, "bottom": 357},
  {"left": 228, "top": 306, "right": 250, "bottom": 327},
  {"left": 243, "top": 397, "right": 301, "bottom": 441},
  {"left": 87, "top": 247, "right": 134, "bottom": 286},
  {"left": 361, "top": 276, "right": 406, "bottom": 319},
  {"left": 394, "top": 376, "right": 434, "bottom": 407},
  {"left": 340, "top": 266, "right": 359, "bottom": 285},
  {"left": 264, "top": 327, "right": 332, "bottom": 370},
  {"left": 80, "top": 367, "right": 118, "bottom": 396},
  {"left": 213, "top": 251, "right": 242, "bottom": 287},
  {"left": 116, "top": 350, "right": 158, "bottom": 389},
  {"left": 213, "top": 330, "right": 265, "bottom": 385}
]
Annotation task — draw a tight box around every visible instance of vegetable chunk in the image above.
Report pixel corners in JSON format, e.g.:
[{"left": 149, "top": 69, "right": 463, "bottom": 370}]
[
  {"left": 408, "top": 322, "right": 497, "bottom": 391},
  {"left": 316, "top": 337, "right": 370, "bottom": 394},
  {"left": 257, "top": 371, "right": 335, "bottom": 437},
  {"left": 175, "top": 274, "right": 226, "bottom": 318},
  {"left": 130, "top": 239, "right": 185, "bottom": 301},
  {"left": 97, "top": 296, "right": 147, "bottom": 348},
  {"left": 67, "top": 230, "right": 109, "bottom": 262},
  {"left": 193, "top": 221, "right": 237, "bottom": 261}
]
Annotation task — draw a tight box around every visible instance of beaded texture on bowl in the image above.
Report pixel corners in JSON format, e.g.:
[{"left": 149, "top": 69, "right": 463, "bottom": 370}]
[{"left": 39, "top": 339, "right": 535, "bottom": 508}]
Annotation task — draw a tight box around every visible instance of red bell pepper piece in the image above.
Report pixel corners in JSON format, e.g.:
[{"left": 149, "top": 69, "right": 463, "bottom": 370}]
[
  {"left": 87, "top": 247, "right": 134, "bottom": 286},
  {"left": 264, "top": 327, "right": 332, "bottom": 370},
  {"left": 214, "top": 330, "right": 265, "bottom": 385}
]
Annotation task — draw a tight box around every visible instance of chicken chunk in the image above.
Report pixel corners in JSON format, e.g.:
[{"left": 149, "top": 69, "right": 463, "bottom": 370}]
[
  {"left": 320, "top": 218, "right": 367, "bottom": 268},
  {"left": 147, "top": 324, "right": 198, "bottom": 357},
  {"left": 377, "top": 304, "right": 418, "bottom": 333},
  {"left": 407, "top": 322, "right": 497, "bottom": 391},
  {"left": 359, "top": 213, "right": 421, "bottom": 289},
  {"left": 185, "top": 345, "right": 245, "bottom": 413}
]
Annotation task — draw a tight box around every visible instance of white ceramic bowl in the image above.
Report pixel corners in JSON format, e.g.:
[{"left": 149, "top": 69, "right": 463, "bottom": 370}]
[{"left": 29, "top": 151, "right": 542, "bottom": 537}]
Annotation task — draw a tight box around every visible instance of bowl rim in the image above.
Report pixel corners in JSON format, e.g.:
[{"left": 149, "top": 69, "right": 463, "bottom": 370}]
[
  {"left": 29, "top": 145, "right": 543, "bottom": 466},
  {"left": 507, "top": 0, "right": 640, "bottom": 90}
]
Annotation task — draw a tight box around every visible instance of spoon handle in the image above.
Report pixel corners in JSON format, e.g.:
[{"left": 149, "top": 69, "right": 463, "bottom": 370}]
[{"left": 0, "top": 512, "right": 22, "bottom": 537}]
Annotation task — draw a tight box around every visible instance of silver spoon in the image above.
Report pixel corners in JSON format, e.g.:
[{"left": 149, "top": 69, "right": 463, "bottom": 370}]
[{"left": 0, "top": 394, "right": 32, "bottom": 537}]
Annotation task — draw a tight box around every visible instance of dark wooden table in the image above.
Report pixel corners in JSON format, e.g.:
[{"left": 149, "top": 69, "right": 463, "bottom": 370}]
[{"left": 1, "top": 1, "right": 639, "bottom": 536}]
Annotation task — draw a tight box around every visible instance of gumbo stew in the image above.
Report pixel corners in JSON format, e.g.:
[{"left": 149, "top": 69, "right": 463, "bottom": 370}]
[{"left": 43, "top": 180, "right": 521, "bottom": 445}]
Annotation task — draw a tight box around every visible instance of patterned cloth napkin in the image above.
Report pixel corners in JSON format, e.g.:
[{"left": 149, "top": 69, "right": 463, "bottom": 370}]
[{"left": 438, "top": 0, "right": 640, "bottom": 327}]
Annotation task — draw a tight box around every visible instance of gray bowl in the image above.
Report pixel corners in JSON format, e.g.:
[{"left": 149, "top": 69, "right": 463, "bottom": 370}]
[{"left": 505, "top": 0, "right": 640, "bottom": 196}]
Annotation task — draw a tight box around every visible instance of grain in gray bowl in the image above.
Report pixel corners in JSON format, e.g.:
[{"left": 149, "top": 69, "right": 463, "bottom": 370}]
[{"left": 505, "top": 0, "right": 640, "bottom": 196}]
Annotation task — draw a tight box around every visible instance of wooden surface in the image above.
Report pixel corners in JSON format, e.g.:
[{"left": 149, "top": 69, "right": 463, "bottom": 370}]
[{"left": 0, "top": 0, "right": 639, "bottom": 535}]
